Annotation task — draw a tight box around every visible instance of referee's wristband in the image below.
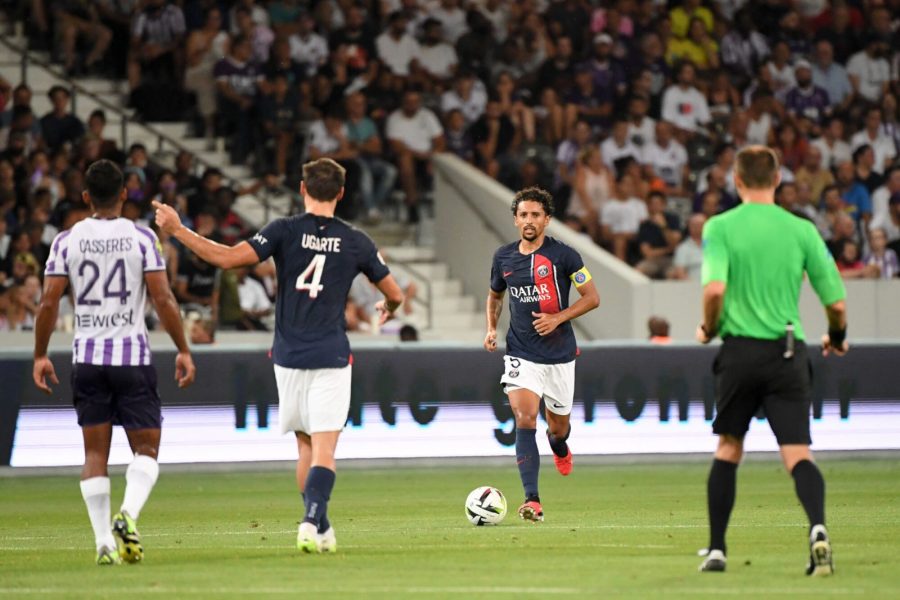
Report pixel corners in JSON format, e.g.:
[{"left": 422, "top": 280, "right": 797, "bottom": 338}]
[{"left": 828, "top": 327, "right": 847, "bottom": 347}]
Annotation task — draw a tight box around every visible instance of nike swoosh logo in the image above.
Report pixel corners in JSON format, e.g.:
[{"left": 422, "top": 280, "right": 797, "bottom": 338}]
[
  {"left": 503, "top": 271, "right": 513, "bottom": 277},
  {"left": 552, "top": 402, "right": 564, "bottom": 408}
]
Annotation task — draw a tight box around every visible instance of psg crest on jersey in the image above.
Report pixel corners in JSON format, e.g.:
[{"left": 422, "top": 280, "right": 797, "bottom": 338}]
[{"left": 537, "top": 265, "right": 549, "bottom": 278}]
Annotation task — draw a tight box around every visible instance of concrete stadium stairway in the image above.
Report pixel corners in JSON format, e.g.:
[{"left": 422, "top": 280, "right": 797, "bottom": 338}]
[{"left": 0, "top": 33, "right": 486, "bottom": 343}]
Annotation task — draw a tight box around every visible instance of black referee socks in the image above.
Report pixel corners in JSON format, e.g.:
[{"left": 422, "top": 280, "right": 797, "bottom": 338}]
[
  {"left": 791, "top": 460, "right": 826, "bottom": 529},
  {"left": 707, "top": 458, "right": 738, "bottom": 554}
]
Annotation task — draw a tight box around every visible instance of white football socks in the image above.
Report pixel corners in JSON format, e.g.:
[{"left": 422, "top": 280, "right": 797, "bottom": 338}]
[
  {"left": 80, "top": 477, "right": 116, "bottom": 551},
  {"left": 121, "top": 454, "right": 159, "bottom": 521}
]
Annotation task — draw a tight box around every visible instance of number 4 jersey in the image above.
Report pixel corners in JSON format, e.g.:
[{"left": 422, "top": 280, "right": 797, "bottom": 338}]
[
  {"left": 247, "top": 214, "right": 390, "bottom": 369},
  {"left": 45, "top": 218, "right": 167, "bottom": 366}
]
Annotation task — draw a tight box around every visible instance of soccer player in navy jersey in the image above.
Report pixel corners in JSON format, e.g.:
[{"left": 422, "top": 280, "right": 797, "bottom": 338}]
[
  {"left": 34, "top": 160, "right": 196, "bottom": 565},
  {"left": 485, "top": 186, "right": 600, "bottom": 522},
  {"left": 153, "top": 158, "right": 404, "bottom": 553}
]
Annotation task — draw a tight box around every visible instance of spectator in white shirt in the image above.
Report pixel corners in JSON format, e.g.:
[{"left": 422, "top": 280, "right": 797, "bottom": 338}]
[
  {"left": 600, "top": 172, "right": 647, "bottom": 261},
  {"left": 627, "top": 94, "right": 656, "bottom": 149},
  {"left": 430, "top": 0, "right": 468, "bottom": 44},
  {"left": 386, "top": 89, "right": 446, "bottom": 223},
  {"left": 871, "top": 167, "right": 900, "bottom": 225},
  {"left": 661, "top": 61, "right": 711, "bottom": 137},
  {"left": 416, "top": 18, "right": 458, "bottom": 91},
  {"left": 846, "top": 37, "right": 891, "bottom": 105},
  {"left": 764, "top": 40, "right": 795, "bottom": 100},
  {"left": 600, "top": 120, "right": 641, "bottom": 173},
  {"left": 288, "top": 12, "right": 328, "bottom": 77},
  {"left": 851, "top": 107, "right": 898, "bottom": 176},
  {"left": 236, "top": 266, "right": 273, "bottom": 331},
  {"left": 811, "top": 117, "right": 852, "bottom": 171},
  {"left": 377, "top": 11, "right": 420, "bottom": 85},
  {"left": 641, "top": 120, "right": 689, "bottom": 196},
  {"left": 669, "top": 213, "right": 706, "bottom": 280},
  {"left": 440, "top": 71, "right": 487, "bottom": 124}
]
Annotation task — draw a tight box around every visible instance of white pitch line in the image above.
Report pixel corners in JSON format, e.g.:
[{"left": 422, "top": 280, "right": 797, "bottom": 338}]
[
  {"left": 0, "top": 542, "right": 675, "bottom": 552},
  {"left": 0, "top": 521, "right": 821, "bottom": 541},
  {"left": 0, "top": 586, "right": 878, "bottom": 596}
]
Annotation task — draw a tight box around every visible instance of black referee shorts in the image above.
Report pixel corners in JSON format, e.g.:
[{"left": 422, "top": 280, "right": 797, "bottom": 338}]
[{"left": 712, "top": 336, "right": 812, "bottom": 446}]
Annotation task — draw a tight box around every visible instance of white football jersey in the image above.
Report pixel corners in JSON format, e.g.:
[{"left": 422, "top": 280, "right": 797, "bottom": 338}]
[{"left": 45, "top": 218, "right": 166, "bottom": 366}]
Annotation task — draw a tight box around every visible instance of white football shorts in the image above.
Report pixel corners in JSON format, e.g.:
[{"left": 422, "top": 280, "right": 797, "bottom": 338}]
[
  {"left": 273, "top": 364, "right": 352, "bottom": 434},
  {"left": 500, "top": 355, "right": 575, "bottom": 415}
]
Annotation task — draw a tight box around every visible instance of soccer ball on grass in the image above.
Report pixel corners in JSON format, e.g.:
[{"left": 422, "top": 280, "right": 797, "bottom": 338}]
[{"left": 465, "top": 486, "right": 507, "bottom": 526}]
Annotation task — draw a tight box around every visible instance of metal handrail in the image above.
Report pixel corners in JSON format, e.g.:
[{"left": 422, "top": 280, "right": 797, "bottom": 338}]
[
  {"left": 0, "top": 33, "right": 301, "bottom": 217},
  {"left": 391, "top": 260, "right": 434, "bottom": 331}
]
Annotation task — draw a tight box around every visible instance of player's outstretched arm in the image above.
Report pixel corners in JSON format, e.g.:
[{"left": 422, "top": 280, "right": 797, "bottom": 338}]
[
  {"left": 485, "top": 289, "right": 504, "bottom": 351},
  {"left": 821, "top": 300, "right": 848, "bottom": 357},
  {"left": 32, "top": 276, "right": 68, "bottom": 394},
  {"left": 152, "top": 201, "right": 260, "bottom": 270},
  {"left": 146, "top": 271, "right": 196, "bottom": 388},
  {"left": 531, "top": 279, "right": 599, "bottom": 337},
  {"left": 373, "top": 274, "right": 405, "bottom": 325}
]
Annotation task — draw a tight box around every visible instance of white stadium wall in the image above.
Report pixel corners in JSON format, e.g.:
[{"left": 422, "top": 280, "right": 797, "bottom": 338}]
[
  {"left": 433, "top": 153, "right": 651, "bottom": 340},
  {"left": 433, "top": 154, "right": 900, "bottom": 341}
]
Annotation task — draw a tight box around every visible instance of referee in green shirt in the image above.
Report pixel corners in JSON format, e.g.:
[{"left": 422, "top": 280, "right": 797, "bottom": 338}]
[{"left": 696, "top": 146, "right": 848, "bottom": 576}]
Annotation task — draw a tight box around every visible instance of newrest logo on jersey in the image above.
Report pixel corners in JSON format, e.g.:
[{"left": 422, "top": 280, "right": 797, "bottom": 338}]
[
  {"left": 252, "top": 233, "right": 268, "bottom": 246},
  {"left": 509, "top": 283, "right": 552, "bottom": 304}
]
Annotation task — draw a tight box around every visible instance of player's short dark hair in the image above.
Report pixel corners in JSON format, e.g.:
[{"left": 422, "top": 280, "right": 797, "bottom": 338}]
[
  {"left": 735, "top": 145, "right": 779, "bottom": 190},
  {"left": 85, "top": 159, "right": 124, "bottom": 208},
  {"left": 303, "top": 158, "right": 345, "bottom": 202},
  {"left": 510, "top": 186, "right": 554, "bottom": 217}
]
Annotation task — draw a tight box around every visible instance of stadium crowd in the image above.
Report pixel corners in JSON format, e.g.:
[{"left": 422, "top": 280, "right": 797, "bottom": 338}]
[{"left": 1, "top": 0, "right": 899, "bottom": 334}]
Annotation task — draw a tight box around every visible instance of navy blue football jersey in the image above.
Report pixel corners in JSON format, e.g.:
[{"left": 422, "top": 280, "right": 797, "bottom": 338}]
[
  {"left": 247, "top": 214, "right": 389, "bottom": 369},
  {"left": 490, "top": 237, "right": 592, "bottom": 364}
]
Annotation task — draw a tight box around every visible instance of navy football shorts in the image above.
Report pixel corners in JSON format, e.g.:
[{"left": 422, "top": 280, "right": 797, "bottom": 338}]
[{"left": 71, "top": 363, "right": 162, "bottom": 429}]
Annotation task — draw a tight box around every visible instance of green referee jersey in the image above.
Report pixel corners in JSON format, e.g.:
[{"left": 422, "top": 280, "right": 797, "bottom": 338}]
[{"left": 701, "top": 203, "right": 846, "bottom": 341}]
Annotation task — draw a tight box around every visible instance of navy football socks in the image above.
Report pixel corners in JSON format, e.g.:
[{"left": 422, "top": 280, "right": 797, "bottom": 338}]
[
  {"left": 302, "top": 492, "right": 331, "bottom": 533},
  {"left": 547, "top": 425, "right": 571, "bottom": 458},
  {"left": 516, "top": 428, "right": 540, "bottom": 501},
  {"left": 303, "top": 466, "right": 336, "bottom": 529}
]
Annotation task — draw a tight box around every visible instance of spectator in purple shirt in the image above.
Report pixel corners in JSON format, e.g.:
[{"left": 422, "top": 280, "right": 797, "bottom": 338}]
[{"left": 784, "top": 60, "right": 831, "bottom": 129}]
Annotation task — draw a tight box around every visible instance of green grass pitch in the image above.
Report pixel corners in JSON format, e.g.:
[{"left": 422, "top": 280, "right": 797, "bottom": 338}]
[{"left": 1, "top": 458, "right": 898, "bottom": 598}]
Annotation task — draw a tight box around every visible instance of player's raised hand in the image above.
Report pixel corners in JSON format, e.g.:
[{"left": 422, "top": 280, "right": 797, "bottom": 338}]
[
  {"left": 820, "top": 334, "right": 849, "bottom": 357},
  {"left": 175, "top": 351, "right": 196, "bottom": 388},
  {"left": 531, "top": 312, "right": 561, "bottom": 336},
  {"left": 151, "top": 200, "right": 181, "bottom": 234},
  {"left": 374, "top": 300, "right": 394, "bottom": 326},
  {"left": 484, "top": 329, "right": 497, "bottom": 352},
  {"left": 33, "top": 356, "right": 59, "bottom": 395}
]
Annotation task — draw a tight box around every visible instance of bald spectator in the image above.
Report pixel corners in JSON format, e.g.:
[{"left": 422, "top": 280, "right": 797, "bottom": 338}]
[
  {"left": 795, "top": 146, "right": 835, "bottom": 205},
  {"left": 811, "top": 39, "right": 853, "bottom": 113},
  {"left": 669, "top": 213, "right": 705, "bottom": 280}
]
